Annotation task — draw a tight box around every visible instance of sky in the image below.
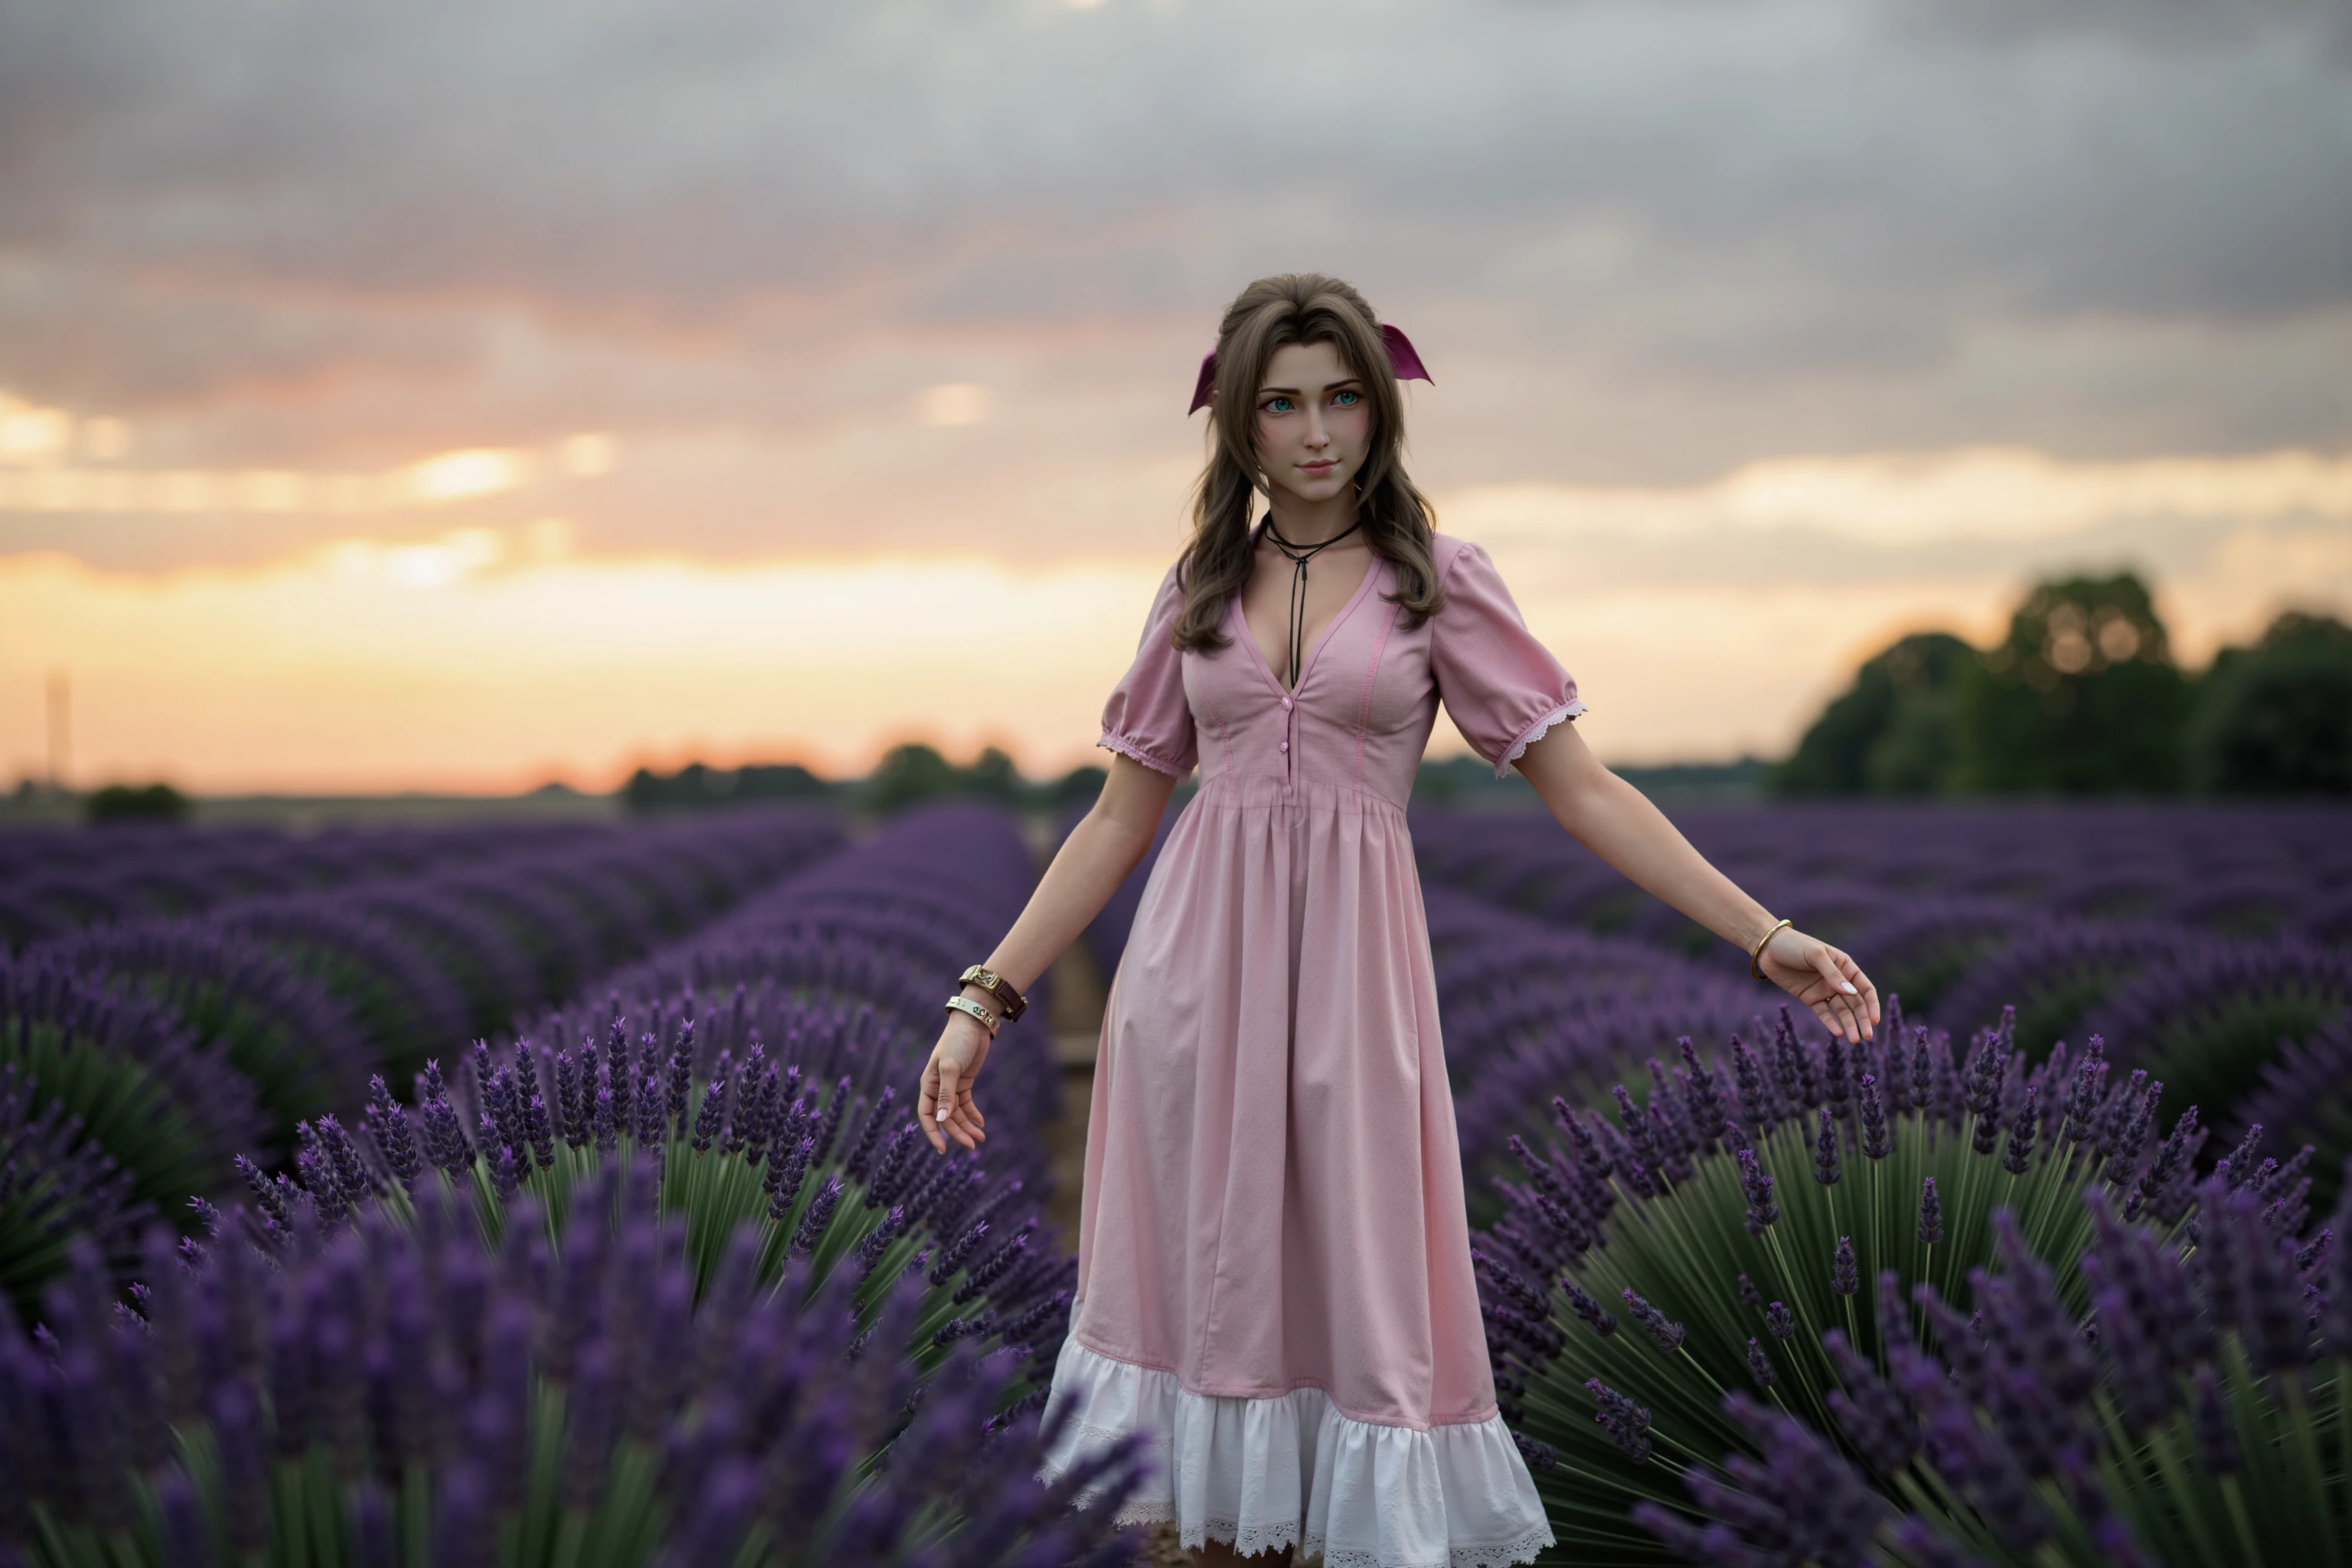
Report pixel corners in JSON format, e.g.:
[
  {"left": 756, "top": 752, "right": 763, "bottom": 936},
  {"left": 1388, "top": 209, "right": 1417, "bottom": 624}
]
[{"left": 2, "top": 0, "right": 2347, "bottom": 792}]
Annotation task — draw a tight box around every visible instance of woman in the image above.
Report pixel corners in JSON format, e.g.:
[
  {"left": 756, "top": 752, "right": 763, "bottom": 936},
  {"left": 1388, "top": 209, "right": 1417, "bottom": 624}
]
[{"left": 917, "top": 273, "right": 1880, "bottom": 1567}]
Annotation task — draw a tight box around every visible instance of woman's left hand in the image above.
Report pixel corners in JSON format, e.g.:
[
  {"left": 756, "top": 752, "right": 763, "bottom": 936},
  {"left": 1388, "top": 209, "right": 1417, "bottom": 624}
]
[{"left": 1758, "top": 926, "right": 1881, "bottom": 1044}]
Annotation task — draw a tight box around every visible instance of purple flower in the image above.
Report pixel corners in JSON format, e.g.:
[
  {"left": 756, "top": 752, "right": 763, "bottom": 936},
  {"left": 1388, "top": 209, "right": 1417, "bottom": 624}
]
[
  {"left": 1730, "top": 1034, "right": 1778, "bottom": 1138},
  {"left": 1677, "top": 1037, "right": 1728, "bottom": 1152},
  {"left": 1621, "top": 1289, "right": 1684, "bottom": 1352},
  {"left": 1746, "top": 1337, "right": 1775, "bottom": 1390},
  {"left": 364, "top": 1075, "right": 423, "bottom": 1189},
  {"left": 792, "top": 1174, "right": 842, "bottom": 1256},
  {"left": 2003, "top": 1083, "right": 2040, "bottom": 1176},
  {"left": 2060, "top": 1037, "right": 2108, "bottom": 1151},
  {"left": 1563, "top": 1278, "right": 1618, "bottom": 1338},
  {"left": 523, "top": 1095, "right": 556, "bottom": 1170},
  {"left": 1736, "top": 1146, "right": 1779, "bottom": 1234},
  {"left": 1918, "top": 1177, "right": 1945, "bottom": 1245},
  {"left": 1963, "top": 1031, "right": 2007, "bottom": 1155},
  {"left": 1832, "top": 1236, "right": 1859, "bottom": 1297},
  {"left": 692, "top": 1058, "right": 730, "bottom": 1154},
  {"left": 1586, "top": 1378, "right": 1653, "bottom": 1463},
  {"left": 1765, "top": 1300, "right": 1795, "bottom": 1341},
  {"left": 1860, "top": 1072, "right": 1892, "bottom": 1161},
  {"left": 1736, "top": 1272, "right": 1762, "bottom": 1311},
  {"left": 1813, "top": 1106, "right": 1842, "bottom": 1187}
]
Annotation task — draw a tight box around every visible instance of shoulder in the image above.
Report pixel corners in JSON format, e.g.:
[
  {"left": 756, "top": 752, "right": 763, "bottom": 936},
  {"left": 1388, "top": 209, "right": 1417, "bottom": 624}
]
[{"left": 1429, "top": 532, "right": 1495, "bottom": 592}]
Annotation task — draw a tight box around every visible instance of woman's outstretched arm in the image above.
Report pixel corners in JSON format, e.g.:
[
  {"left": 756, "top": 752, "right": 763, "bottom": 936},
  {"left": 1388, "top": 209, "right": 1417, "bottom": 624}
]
[
  {"left": 920, "top": 753, "right": 1178, "bottom": 1153},
  {"left": 1511, "top": 720, "right": 1882, "bottom": 1044}
]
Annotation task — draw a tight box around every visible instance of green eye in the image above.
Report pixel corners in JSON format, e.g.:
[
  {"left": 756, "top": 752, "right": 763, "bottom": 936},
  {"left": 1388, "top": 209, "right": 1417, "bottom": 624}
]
[
  {"left": 1334, "top": 390, "right": 1361, "bottom": 407},
  {"left": 1264, "top": 397, "right": 1293, "bottom": 413}
]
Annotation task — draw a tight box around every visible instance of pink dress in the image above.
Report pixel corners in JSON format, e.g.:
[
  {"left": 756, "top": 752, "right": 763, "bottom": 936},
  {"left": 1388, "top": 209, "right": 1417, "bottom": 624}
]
[{"left": 1039, "top": 529, "right": 1577, "bottom": 1567}]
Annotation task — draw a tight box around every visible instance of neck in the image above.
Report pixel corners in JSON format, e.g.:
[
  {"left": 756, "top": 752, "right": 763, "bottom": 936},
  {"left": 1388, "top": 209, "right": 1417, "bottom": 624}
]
[{"left": 1263, "top": 485, "right": 1361, "bottom": 548}]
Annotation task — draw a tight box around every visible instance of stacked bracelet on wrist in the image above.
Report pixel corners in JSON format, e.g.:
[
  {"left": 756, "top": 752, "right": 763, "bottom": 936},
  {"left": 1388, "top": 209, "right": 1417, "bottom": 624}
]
[
  {"left": 944, "top": 995, "right": 1000, "bottom": 1035},
  {"left": 957, "top": 965, "right": 1027, "bottom": 1021}
]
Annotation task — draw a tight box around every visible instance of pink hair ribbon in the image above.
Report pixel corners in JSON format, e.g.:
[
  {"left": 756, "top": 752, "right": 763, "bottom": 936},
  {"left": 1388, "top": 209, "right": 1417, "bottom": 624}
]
[{"left": 1187, "top": 323, "right": 1433, "bottom": 414}]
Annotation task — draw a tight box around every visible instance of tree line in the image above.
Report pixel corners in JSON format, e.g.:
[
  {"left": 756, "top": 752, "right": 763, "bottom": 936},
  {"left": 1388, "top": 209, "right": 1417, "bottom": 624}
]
[{"left": 1775, "top": 572, "right": 2352, "bottom": 796}]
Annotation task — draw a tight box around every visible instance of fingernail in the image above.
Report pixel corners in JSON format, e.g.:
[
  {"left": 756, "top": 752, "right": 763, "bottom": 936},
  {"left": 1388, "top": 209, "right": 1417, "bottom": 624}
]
[{"left": 1839, "top": 982, "right": 1857, "bottom": 994}]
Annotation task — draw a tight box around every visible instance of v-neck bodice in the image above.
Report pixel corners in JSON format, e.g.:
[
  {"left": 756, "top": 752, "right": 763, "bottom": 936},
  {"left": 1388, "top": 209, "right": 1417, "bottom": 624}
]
[{"left": 1097, "top": 534, "right": 1583, "bottom": 815}]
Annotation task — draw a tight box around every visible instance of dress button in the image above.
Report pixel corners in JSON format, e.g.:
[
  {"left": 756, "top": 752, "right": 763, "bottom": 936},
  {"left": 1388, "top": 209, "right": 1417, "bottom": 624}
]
[
  {"left": 1281, "top": 697, "right": 1292, "bottom": 711},
  {"left": 1279, "top": 740, "right": 1289, "bottom": 752}
]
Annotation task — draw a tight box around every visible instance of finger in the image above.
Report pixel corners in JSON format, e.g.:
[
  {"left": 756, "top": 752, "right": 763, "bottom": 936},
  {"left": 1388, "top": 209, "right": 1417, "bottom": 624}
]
[
  {"left": 919, "top": 1061, "right": 945, "bottom": 1154},
  {"left": 1809, "top": 945, "right": 1858, "bottom": 1003},
  {"left": 1847, "top": 960, "right": 1883, "bottom": 1025},
  {"left": 1831, "top": 992, "right": 1863, "bottom": 1044},
  {"left": 934, "top": 1060, "right": 964, "bottom": 1139}
]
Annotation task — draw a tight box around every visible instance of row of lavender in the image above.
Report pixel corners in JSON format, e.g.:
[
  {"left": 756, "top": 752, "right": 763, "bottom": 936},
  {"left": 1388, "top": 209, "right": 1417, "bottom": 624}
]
[
  {"left": 1415, "top": 805, "right": 2352, "bottom": 1561},
  {"left": 5, "top": 804, "right": 1146, "bottom": 1565},
  {"left": 1, "top": 808, "right": 844, "bottom": 1318},
  {"left": 1416, "top": 801, "right": 2352, "bottom": 960},
  {"left": 1, "top": 818, "right": 606, "bottom": 953},
  {"left": 1411, "top": 804, "right": 2352, "bottom": 1209}
]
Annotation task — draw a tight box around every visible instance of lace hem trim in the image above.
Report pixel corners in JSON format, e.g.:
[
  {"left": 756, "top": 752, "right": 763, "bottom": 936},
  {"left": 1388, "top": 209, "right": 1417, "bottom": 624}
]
[
  {"left": 1098, "top": 730, "right": 1189, "bottom": 778},
  {"left": 1494, "top": 698, "right": 1586, "bottom": 779},
  {"left": 1304, "top": 1524, "right": 1556, "bottom": 1568}
]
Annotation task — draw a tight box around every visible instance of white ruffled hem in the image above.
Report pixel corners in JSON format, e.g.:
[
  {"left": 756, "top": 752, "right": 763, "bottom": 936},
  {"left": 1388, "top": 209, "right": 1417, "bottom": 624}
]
[
  {"left": 1039, "top": 1338, "right": 1553, "bottom": 1568},
  {"left": 1493, "top": 698, "right": 1586, "bottom": 779}
]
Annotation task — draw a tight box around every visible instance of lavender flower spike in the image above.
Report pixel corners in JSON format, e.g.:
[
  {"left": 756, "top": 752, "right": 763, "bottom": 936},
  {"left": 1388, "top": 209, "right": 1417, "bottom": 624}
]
[{"left": 1621, "top": 1288, "right": 1686, "bottom": 1352}]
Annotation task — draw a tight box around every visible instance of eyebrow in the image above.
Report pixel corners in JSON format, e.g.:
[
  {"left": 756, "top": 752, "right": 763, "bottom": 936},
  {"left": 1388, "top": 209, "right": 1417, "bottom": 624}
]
[{"left": 1258, "top": 377, "right": 1366, "bottom": 396}]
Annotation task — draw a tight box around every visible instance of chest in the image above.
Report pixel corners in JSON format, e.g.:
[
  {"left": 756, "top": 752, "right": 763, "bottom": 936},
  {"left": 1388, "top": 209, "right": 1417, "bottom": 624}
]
[{"left": 1236, "top": 541, "right": 1377, "bottom": 690}]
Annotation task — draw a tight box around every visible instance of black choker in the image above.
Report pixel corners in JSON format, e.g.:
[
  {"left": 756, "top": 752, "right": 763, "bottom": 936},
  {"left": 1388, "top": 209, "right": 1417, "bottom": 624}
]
[{"left": 1261, "top": 515, "right": 1364, "bottom": 688}]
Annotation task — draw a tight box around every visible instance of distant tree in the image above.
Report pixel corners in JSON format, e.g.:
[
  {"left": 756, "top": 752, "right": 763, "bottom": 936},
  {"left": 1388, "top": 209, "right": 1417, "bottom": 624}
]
[
  {"left": 1047, "top": 764, "right": 1110, "bottom": 811},
  {"left": 2187, "top": 610, "right": 2352, "bottom": 795},
  {"left": 963, "top": 747, "right": 1024, "bottom": 804},
  {"left": 735, "top": 763, "right": 835, "bottom": 802},
  {"left": 862, "top": 743, "right": 964, "bottom": 815},
  {"left": 1952, "top": 572, "right": 2190, "bottom": 794},
  {"left": 86, "top": 782, "right": 188, "bottom": 825},
  {"left": 1773, "top": 632, "right": 1971, "bottom": 795}
]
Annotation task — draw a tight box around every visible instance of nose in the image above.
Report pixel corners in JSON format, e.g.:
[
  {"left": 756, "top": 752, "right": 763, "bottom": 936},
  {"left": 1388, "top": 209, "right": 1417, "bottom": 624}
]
[{"left": 1303, "top": 405, "right": 1331, "bottom": 449}]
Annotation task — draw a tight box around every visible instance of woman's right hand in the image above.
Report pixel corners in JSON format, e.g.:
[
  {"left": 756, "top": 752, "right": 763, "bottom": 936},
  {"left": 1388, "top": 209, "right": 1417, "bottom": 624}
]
[{"left": 920, "top": 1008, "right": 993, "bottom": 1153}]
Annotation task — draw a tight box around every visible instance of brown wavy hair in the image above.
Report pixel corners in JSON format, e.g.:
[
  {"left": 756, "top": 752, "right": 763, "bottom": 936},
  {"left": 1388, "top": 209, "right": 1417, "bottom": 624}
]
[{"left": 1171, "top": 273, "right": 1442, "bottom": 652}]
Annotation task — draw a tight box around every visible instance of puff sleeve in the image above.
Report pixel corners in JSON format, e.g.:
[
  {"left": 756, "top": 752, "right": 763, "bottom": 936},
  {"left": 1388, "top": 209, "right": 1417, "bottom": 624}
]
[
  {"left": 1097, "top": 562, "right": 1200, "bottom": 779},
  {"left": 1429, "top": 540, "right": 1584, "bottom": 779}
]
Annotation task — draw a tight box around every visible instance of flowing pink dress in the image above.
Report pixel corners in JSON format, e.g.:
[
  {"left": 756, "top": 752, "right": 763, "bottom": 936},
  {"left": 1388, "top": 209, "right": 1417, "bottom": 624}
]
[{"left": 1039, "top": 528, "right": 1578, "bottom": 1567}]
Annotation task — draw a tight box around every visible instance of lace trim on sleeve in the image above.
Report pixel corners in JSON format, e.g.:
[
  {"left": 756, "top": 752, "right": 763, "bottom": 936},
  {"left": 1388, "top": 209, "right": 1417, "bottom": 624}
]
[
  {"left": 1493, "top": 698, "right": 1586, "bottom": 780},
  {"left": 1098, "top": 730, "right": 1188, "bottom": 779}
]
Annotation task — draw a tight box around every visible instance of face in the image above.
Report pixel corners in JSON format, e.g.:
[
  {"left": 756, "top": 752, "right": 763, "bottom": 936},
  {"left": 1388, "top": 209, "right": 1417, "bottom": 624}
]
[{"left": 1253, "top": 338, "right": 1373, "bottom": 505}]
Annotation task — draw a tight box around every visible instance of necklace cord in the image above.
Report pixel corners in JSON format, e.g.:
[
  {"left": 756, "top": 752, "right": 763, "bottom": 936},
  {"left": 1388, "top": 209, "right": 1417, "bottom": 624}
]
[{"left": 1262, "top": 516, "right": 1364, "bottom": 688}]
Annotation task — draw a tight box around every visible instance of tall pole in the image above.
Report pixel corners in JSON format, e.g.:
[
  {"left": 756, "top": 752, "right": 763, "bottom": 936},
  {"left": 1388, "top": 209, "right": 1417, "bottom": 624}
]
[{"left": 46, "top": 668, "right": 69, "bottom": 792}]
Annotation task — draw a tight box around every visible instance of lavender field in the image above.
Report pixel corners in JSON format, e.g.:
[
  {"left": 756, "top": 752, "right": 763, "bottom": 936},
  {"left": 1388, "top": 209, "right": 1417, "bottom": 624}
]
[{"left": 3, "top": 798, "right": 2349, "bottom": 1563}]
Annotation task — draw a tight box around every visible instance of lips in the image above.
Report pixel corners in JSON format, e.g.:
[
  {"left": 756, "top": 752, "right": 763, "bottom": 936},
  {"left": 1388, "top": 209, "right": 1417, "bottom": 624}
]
[{"left": 1299, "top": 461, "right": 1338, "bottom": 475}]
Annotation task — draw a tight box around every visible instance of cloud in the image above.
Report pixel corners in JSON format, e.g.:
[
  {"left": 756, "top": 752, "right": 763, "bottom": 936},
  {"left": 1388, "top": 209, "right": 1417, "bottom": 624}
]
[{"left": 0, "top": 0, "right": 2343, "bottom": 449}]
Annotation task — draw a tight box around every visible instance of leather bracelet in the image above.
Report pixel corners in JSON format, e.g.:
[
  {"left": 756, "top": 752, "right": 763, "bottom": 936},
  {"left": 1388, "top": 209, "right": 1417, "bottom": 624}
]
[
  {"left": 958, "top": 964, "right": 1027, "bottom": 1022},
  {"left": 944, "top": 995, "right": 1000, "bottom": 1035},
  {"left": 1749, "top": 917, "right": 1795, "bottom": 982}
]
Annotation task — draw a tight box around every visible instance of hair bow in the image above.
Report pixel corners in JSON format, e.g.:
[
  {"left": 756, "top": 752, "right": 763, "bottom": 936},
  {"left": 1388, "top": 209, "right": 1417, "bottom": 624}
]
[{"left": 1187, "top": 323, "right": 1432, "bottom": 415}]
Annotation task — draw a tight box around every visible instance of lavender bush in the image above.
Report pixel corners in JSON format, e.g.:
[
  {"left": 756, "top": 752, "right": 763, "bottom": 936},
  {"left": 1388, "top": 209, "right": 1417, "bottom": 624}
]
[
  {"left": 1474, "top": 1005, "right": 2212, "bottom": 1561},
  {"left": 1641, "top": 1161, "right": 2349, "bottom": 1565},
  {"left": 0, "top": 1171, "right": 1143, "bottom": 1566}
]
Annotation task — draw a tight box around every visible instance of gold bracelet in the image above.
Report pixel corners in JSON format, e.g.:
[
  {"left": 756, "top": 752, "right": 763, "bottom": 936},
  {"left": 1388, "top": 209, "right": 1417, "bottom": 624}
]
[
  {"left": 944, "top": 995, "right": 1000, "bottom": 1035},
  {"left": 1749, "top": 917, "right": 1794, "bottom": 982}
]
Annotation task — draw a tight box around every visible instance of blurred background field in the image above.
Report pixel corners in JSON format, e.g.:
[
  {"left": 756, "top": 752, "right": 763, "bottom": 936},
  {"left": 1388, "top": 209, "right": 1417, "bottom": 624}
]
[{"left": 5, "top": 0, "right": 2350, "bottom": 1561}]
